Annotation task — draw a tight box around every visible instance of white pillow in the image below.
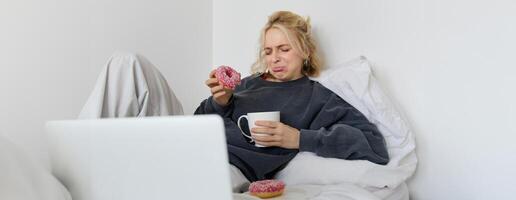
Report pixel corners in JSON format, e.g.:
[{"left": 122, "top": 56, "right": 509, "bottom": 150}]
[
  {"left": 276, "top": 56, "right": 417, "bottom": 189},
  {"left": 0, "top": 135, "right": 72, "bottom": 200}
]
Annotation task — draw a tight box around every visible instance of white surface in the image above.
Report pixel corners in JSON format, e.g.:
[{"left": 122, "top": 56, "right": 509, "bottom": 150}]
[
  {"left": 0, "top": 135, "right": 71, "bottom": 200},
  {"left": 233, "top": 183, "right": 408, "bottom": 200},
  {"left": 276, "top": 57, "right": 416, "bottom": 200},
  {"left": 0, "top": 0, "right": 212, "bottom": 167},
  {"left": 213, "top": 1, "right": 516, "bottom": 199},
  {"left": 46, "top": 115, "right": 231, "bottom": 200}
]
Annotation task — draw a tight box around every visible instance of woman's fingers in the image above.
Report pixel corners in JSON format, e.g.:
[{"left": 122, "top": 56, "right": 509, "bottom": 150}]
[
  {"left": 251, "top": 122, "right": 281, "bottom": 137},
  {"left": 254, "top": 121, "right": 278, "bottom": 128},
  {"left": 205, "top": 78, "right": 219, "bottom": 87},
  {"left": 251, "top": 134, "right": 282, "bottom": 147},
  {"left": 213, "top": 90, "right": 226, "bottom": 98},
  {"left": 255, "top": 139, "right": 281, "bottom": 147},
  {"left": 205, "top": 70, "right": 219, "bottom": 88},
  {"left": 252, "top": 133, "right": 280, "bottom": 142},
  {"left": 251, "top": 127, "right": 276, "bottom": 135},
  {"left": 251, "top": 123, "right": 300, "bottom": 149},
  {"left": 210, "top": 84, "right": 224, "bottom": 94},
  {"left": 209, "top": 69, "right": 217, "bottom": 78},
  {"left": 205, "top": 69, "right": 233, "bottom": 106}
]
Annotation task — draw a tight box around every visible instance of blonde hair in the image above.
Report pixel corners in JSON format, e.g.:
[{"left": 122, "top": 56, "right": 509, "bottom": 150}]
[{"left": 251, "top": 11, "right": 322, "bottom": 77}]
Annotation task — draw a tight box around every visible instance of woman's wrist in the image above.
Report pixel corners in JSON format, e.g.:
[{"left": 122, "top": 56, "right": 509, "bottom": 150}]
[
  {"left": 286, "top": 127, "right": 301, "bottom": 149},
  {"left": 293, "top": 129, "right": 301, "bottom": 149},
  {"left": 213, "top": 94, "right": 233, "bottom": 107}
]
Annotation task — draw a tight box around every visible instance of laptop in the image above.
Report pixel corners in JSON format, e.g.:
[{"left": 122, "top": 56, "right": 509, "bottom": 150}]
[{"left": 45, "top": 115, "right": 232, "bottom": 200}]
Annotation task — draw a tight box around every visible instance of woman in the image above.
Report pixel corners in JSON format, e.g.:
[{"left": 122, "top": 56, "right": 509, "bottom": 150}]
[{"left": 195, "top": 11, "right": 389, "bottom": 190}]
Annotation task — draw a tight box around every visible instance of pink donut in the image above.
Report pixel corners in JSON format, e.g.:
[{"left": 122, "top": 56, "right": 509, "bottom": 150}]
[
  {"left": 248, "top": 179, "right": 285, "bottom": 198},
  {"left": 215, "top": 65, "right": 241, "bottom": 90}
]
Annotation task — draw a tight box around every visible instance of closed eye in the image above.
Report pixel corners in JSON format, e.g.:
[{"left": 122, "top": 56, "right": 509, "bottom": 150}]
[{"left": 264, "top": 48, "right": 272, "bottom": 55}]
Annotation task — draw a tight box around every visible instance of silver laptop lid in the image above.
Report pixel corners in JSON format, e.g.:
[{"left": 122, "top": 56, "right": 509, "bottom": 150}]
[{"left": 46, "top": 115, "right": 231, "bottom": 200}]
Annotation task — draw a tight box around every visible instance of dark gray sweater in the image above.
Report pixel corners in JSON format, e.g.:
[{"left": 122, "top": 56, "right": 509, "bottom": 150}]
[{"left": 194, "top": 74, "right": 389, "bottom": 181}]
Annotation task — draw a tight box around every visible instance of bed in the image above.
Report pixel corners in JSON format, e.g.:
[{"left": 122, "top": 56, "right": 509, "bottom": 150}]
[
  {"left": 232, "top": 56, "right": 417, "bottom": 199},
  {"left": 233, "top": 183, "right": 409, "bottom": 200},
  {"left": 0, "top": 56, "right": 416, "bottom": 200}
]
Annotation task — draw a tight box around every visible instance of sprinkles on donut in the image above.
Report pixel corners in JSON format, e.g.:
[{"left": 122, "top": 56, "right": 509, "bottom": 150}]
[
  {"left": 248, "top": 179, "right": 285, "bottom": 198},
  {"left": 215, "top": 65, "right": 241, "bottom": 90}
]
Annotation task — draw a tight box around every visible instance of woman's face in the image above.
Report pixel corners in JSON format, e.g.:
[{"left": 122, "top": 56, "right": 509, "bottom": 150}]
[{"left": 264, "top": 28, "right": 304, "bottom": 82}]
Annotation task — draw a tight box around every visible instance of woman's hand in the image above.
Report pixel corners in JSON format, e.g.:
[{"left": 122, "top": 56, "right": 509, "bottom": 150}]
[
  {"left": 205, "top": 69, "right": 233, "bottom": 106},
  {"left": 251, "top": 121, "right": 300, "bottom": 149}
]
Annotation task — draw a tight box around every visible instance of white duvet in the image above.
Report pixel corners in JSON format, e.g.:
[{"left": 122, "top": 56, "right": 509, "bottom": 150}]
[
  {"left": 260, "top": 56, "right": 417, "bottom": 200},
  {"left": 0, "top": 134, "right": 71, "bottom": 200}
]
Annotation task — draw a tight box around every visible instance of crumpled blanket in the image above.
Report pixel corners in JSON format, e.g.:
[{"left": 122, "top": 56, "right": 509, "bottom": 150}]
[
  {"left": 273, "top": 56, "right": 417, "bottom": 199},
  {"left": 78, "top": 51, "right": 183, "bottom": 118}
]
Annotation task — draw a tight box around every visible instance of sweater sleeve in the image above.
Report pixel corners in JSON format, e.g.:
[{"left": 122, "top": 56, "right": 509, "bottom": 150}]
[
  {"left": 298, "top": 93, "right": 390, "bottom": 165},
  {"left": 194, "top": 75, "right": 251, "bottom": 116},
  {"left": 194, "top": 95, "right": 234, "bottom": 117}
]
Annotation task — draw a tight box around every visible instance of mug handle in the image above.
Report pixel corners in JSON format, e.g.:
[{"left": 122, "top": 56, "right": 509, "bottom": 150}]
[{"left": 237, "top": 115, "right": 254, "bottom": 142}]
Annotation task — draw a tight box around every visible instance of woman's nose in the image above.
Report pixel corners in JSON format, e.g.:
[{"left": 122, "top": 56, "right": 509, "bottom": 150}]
[{"left": 272, "top": 52, "right": 280, "bottom": 63}]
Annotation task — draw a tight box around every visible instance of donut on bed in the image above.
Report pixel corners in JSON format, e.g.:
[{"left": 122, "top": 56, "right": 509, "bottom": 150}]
[{"left": 248, "top": 179, "right": 285, "bottom": 198}]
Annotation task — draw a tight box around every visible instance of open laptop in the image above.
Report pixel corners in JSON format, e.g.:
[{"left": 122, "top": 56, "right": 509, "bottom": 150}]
[{"left": 45, "top": 115, "right": 232, "bottom": 200}]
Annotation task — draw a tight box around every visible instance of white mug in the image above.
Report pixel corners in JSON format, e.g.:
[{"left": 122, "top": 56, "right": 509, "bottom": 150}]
[{"left": 237, "top": 111, "right": 280, "bottom": 147}]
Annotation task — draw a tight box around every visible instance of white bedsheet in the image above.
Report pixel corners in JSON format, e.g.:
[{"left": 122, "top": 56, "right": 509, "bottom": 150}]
[
  {"left": 233, "top": 182, "right": 408, "bottom": 200},
  {"left": 262, "top": 57, "right": 417, "bottom": 199}
]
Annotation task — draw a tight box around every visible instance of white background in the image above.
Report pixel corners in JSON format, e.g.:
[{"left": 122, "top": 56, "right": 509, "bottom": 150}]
[
  {"left": 0, "top": 0, "right": 212, "bottom": 168},
  {"left": 2, "top": 0, "right": 516, "bottom": 199}
]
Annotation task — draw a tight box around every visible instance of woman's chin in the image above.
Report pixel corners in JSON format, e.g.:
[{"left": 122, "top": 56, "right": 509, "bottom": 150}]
[
  {"left": 273, "top": 76, "right": 289, "bottom": 82},
  {"left": 271, "top": 73, "right": 290, "bottom": 81}
]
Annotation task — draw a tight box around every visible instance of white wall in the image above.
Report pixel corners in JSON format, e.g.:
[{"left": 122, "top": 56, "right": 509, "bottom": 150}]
[
  {"left": 214, "top": 0, "right": 516, "bottom": 199},
  {"left": 0, "top": 0, "right": 212, "bottom": 167}
]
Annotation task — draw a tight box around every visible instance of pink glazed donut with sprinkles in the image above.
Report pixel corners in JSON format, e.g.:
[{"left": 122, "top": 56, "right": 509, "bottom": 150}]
[
  {"left": 215, "top": 65, "right": 241, "bottom": 90},
  {"left": 248, "top": 179, "right": 285, "bottom": 198}
]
